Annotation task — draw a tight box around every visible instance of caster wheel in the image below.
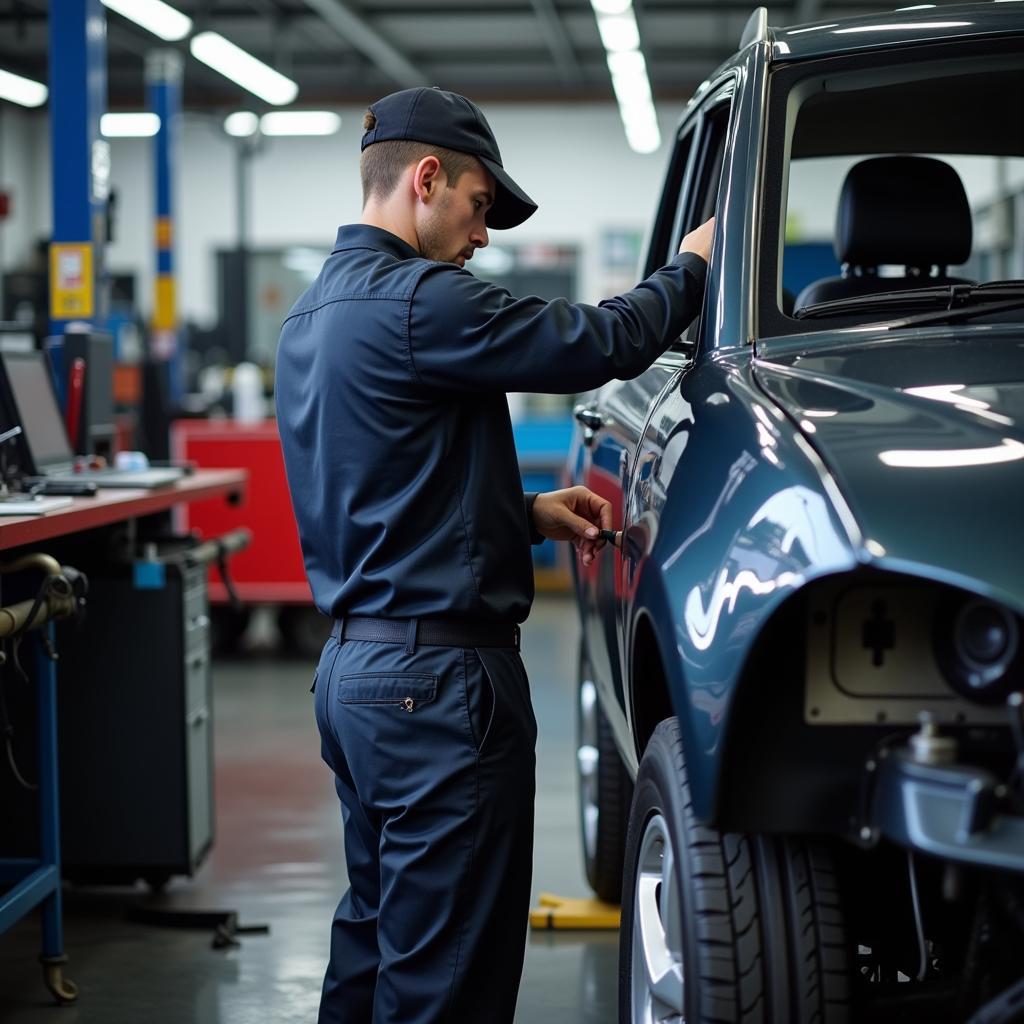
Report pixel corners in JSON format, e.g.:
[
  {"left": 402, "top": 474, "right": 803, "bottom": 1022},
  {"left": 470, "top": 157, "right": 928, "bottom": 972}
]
[{"left": 42, "top": 962, "right": 78, "bottom": 1004}]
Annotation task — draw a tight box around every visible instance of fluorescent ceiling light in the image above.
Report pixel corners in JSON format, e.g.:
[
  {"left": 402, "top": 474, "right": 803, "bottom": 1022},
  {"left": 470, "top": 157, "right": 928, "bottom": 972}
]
[
  {"left": 100, "top": 0, "right": 192, "bottom": 42},
  {"left": 597, "top": 12, "right": 640, "bottom": 52},
  {"left": 590, "top": 0, "right": 633, "bottom": 13},
  {"left": 101, "top": 112, "right": 161, "bottom": 137},
  {"left": 611, "top": 68, "right": 652, "bottom": 106},
  {"left": 190, "top": 31, "right": 299, "bottom": 106},
  {"left": 224, "top": 111, "right": 259, "bottom": 137},
  {"left": 622, "top": 107, "right": 660, "bottom": 153},
  {"left": 0, "top": 67, "right": 47, "bottom": 107},
  {"left": 606, "top": 49, "right": 646, "bottom": 76},
  {"left": 260, "top": 111, "right": 341, "bottom": 136}
]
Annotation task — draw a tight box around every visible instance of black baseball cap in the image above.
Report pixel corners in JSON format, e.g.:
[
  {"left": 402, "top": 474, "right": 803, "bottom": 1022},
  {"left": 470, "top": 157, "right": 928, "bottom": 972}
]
[{"left": 361, "top": 86, "right": 538, "bottom": 230}]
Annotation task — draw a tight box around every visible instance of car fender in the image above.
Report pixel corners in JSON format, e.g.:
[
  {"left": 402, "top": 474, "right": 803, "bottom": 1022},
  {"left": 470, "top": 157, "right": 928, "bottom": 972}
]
[{"left": 622, "top": 355, "right": 861, "bottom": 822}]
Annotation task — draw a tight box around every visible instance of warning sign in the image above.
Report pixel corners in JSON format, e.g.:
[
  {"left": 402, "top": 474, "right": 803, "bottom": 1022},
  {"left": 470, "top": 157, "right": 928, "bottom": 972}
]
[{"left": 49, "top": 243, "right": 94, "bottom": 319}]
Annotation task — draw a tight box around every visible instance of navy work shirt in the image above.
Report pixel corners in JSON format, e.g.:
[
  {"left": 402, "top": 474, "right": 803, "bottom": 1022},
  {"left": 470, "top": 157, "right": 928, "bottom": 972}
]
[{"left": 276, "top": 224, "right": 707, "bottom": 624}]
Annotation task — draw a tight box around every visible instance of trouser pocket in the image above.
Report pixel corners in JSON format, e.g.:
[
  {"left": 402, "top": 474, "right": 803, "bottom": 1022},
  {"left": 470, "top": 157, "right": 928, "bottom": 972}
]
[{"left": 463, "top": 649, "right": 496, "bottom": 755}]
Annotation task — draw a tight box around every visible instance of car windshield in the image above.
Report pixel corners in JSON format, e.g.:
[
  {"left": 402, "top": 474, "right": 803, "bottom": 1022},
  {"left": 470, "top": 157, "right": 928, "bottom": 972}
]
[{"left": 758, "top": 46, "right": 1024, "bottom": 337}]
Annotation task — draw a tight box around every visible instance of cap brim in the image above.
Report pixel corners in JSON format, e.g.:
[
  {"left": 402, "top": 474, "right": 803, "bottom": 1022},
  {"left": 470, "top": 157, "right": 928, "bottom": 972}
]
[{"left": 479, "top": 156, "right": 537, "bottom": 230}]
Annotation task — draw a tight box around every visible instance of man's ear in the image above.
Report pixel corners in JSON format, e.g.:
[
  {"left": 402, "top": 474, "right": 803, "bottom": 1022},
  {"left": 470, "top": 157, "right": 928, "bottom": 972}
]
[{"left": 412, "top": 155, "right": 444, "bottom": 203}]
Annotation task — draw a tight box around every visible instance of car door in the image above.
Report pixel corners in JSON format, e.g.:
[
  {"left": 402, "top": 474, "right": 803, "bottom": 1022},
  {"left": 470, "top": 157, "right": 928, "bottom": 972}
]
[{"left": 616, "top": 80, "right": 738, "bottom": 731}]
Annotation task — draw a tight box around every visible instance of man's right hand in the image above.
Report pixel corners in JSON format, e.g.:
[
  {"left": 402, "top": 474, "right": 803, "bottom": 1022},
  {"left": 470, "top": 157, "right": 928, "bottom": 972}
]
[{"left": 679, "top": 217, "right": 714, "bottom": 263}]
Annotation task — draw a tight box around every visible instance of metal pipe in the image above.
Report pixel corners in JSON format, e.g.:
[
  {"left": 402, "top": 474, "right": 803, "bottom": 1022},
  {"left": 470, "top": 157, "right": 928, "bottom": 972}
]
[
  {"left": 0, "top": 554, "right": 63, "bottom": 578},
  {"left": 0, "top": 593, "right": 78, "bottom": 638},
  {"left": 185, "top": 528, "right": 252, "bottom": 568}
]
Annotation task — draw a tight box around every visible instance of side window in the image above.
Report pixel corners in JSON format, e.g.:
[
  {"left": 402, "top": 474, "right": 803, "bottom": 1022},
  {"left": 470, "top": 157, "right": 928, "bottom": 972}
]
[
  {"left": 643, "top": 126, "right": 695, "bottom": 279},
  {"left": 675, "top": 94, "right": 733, "bottom": 346}
]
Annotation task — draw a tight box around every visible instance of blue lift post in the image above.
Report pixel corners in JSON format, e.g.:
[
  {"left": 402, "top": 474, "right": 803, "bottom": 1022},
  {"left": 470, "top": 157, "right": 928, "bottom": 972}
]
[
  {"left": 0, "top": 0, "right": 107, "bottom": 1004},
  {"left": 146, "top": 50, "right": 184, "bottom": 403},
  {"left": 47, "top": 0, "right": 108, "bottom": 343}
]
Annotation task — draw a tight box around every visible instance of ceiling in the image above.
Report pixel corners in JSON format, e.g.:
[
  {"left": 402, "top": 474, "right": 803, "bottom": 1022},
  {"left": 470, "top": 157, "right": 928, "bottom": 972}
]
[{"left": 0, "top": 0, "right": 936, "bottom": 111}]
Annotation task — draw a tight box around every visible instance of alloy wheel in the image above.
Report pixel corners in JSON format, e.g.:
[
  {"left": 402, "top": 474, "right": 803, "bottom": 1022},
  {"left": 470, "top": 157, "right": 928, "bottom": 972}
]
[{"left": 631, "top": 813, "right": 685, "bottom": 1023}]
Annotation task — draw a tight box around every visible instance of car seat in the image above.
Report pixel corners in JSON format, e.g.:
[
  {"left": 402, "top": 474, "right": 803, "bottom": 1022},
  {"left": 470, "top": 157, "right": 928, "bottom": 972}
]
[{"left": 794, "top": 155, "right": 974, "bottom": 312}]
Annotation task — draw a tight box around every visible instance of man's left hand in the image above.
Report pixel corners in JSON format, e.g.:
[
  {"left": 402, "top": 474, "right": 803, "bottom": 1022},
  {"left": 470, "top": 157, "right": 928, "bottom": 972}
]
[{"left": 531, "top": 487, "right": 615, "bottom": 567}]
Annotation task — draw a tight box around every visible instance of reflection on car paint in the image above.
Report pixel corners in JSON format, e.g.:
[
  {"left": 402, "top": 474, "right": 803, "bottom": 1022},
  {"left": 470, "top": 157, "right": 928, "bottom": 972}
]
[
  {"left": 878, "top": 438, "right": 1024, "bottom": 468},
  {"left": 681, "top": 485, "right": 848, "bottom": 652}
]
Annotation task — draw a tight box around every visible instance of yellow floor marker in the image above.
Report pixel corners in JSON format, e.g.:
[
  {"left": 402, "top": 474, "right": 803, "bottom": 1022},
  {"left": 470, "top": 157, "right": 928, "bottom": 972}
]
[{"left": 529, "top": 892, "right": 621, "bottom": 930}]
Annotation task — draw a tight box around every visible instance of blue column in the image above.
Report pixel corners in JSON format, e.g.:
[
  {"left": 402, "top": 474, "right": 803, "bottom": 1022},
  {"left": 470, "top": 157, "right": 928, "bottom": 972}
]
[
  {"left": 146, "top": 50, "right": 184, "bottom": 401},
  {"left": 48, "top": 0, "right": 108, "bottom": 337}
]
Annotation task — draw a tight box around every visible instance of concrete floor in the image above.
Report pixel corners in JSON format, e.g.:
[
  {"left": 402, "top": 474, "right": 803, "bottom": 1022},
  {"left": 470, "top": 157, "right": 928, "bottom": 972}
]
[{"left": 0, "top": 595, "right": 619, "bottom": 1023}]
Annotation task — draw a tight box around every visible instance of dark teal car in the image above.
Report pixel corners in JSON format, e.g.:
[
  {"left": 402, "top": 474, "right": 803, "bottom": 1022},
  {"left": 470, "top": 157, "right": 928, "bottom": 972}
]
[{"left": 569, "top": 6, "right": 1024, "bottom": 1022}]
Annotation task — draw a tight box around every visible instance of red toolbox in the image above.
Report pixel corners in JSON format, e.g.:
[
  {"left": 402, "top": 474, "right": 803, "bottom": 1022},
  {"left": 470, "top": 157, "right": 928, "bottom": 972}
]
[{"left": 171, "top": 419, "right": 310, "bottom": 605}]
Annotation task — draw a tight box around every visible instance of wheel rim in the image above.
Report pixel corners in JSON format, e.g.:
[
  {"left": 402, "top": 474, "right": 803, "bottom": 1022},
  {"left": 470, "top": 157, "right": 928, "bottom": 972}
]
[
  {"left": 577, "top": 676, "right": 600, "bottom": 863},
  {"left": 631, "top": 813, "right": 685, "bottom": 1023}
]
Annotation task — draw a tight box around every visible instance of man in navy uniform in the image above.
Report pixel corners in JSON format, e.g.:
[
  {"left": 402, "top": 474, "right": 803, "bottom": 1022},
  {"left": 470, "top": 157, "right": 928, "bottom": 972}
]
[{"left": 276, "top": 86, "right": 712, "bottom": 1024}]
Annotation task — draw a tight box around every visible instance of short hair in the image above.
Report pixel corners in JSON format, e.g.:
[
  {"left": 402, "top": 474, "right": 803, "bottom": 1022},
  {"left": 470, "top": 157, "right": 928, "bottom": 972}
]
[{"left": 360, "top": 110, "right": 479, "bottom": 205}]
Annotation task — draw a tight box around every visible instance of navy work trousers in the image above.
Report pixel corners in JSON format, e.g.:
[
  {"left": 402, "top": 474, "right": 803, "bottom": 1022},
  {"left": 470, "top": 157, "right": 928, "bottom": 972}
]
[{"left": 312, "top": 630, "right": 538, "bottom": 1024}]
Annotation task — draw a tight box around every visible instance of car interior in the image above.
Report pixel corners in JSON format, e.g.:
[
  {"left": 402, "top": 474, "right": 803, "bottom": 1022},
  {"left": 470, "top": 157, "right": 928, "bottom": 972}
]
[{"left": 761, "top": 51, "right": 1024, "bottom": 334}]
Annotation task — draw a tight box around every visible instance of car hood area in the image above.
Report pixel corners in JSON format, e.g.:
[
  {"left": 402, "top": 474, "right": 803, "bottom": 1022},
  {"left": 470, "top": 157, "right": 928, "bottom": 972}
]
[{"left": 753, "top": 328, "right": 1024, "bottom": 612}]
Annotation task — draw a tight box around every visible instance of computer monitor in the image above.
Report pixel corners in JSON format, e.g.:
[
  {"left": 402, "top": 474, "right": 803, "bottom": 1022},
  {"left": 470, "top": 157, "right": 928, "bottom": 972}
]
[{"left": 0, "top": 350, "right": 76, "bottom": 476}]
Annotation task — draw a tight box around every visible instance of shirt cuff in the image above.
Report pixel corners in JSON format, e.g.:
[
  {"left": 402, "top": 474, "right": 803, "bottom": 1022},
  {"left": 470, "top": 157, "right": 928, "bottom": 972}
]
[
  {"left": 524, "top": 492, "right": 545, "bottom": 546},
  {"left": 671, "top": 250, "right": 708, "bottom": 281}
]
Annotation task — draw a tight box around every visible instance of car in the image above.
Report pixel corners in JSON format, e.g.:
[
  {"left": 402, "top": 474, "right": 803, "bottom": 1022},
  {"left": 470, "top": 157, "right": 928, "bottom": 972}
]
[{"left": 568, "top": 5, "right": 1024, "bottom": 1022}]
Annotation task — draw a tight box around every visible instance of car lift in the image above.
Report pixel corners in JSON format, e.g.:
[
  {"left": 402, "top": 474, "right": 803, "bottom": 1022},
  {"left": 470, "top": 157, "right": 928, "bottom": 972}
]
[{"left": 529, "top": 892, "right": 620, "bottom": 931}]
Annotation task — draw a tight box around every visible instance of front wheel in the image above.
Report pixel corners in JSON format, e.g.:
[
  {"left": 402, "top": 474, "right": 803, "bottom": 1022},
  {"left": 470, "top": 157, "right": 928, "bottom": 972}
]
[{"left": 619, "top": 718, "right": 852, "bottom": 1023}]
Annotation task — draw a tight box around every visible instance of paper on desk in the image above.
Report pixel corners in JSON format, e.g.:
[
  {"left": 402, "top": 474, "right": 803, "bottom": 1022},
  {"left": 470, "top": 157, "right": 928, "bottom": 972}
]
[{"left": 0, "top": 496, "right": 75, "bottom": 515}]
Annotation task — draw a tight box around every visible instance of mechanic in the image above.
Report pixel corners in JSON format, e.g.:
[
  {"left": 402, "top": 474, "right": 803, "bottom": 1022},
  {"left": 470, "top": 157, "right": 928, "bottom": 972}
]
[{"left": 275, "top": 85, "right": 713, "bottom": 1024}]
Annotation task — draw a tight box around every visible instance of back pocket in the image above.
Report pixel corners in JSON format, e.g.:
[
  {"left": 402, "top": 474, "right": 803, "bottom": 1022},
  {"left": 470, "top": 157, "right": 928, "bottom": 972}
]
[{"left": 338, "top": 673, "right": 438, "bottom": 713}]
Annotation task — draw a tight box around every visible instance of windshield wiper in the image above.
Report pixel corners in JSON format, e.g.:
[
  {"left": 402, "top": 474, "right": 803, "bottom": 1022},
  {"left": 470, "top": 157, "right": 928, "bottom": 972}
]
[
  {"left": 794, "top": 281, "right": 1024, "bottom": 322},
  {"left": 882, "top": 294, "right": 1024, "bottom": 330}
]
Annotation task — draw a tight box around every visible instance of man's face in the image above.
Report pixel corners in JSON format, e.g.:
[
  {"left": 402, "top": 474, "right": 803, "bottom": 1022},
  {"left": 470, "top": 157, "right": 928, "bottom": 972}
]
[{"left": 418, "top": 161, "right": 495, "bottom": 267}]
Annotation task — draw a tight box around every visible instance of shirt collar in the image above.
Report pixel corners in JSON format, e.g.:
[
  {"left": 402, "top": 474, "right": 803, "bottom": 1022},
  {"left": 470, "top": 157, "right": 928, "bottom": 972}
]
[{"left": 331, "top": 224, "right": 421, "bottom": 261}]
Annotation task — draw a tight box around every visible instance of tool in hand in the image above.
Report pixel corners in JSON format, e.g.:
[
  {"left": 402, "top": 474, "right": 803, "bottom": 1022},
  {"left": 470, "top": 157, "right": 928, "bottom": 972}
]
[{"left": 597, "top": 529, "right": 621, "bottom": 547}]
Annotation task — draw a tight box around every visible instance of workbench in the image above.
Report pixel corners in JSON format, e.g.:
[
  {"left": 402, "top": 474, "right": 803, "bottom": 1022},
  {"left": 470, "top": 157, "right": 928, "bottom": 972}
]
[{"left": 0, "top": 469, "right": 247, "bottom": 1004}]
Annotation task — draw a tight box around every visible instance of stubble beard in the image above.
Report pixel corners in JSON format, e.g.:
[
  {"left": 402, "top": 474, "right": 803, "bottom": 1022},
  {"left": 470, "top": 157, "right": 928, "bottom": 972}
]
[{"left": 419, "top": 189, "right": 460, "bottom": 264}]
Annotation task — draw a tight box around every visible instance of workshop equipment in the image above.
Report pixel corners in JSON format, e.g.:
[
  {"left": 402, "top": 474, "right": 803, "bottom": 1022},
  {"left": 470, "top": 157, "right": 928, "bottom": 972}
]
[
  {"left": 0, "top": 553, "right": 88, "bottom": 1005},
  {"left": 529, "top": 892, "right": 621, "bottom": 931},
  {"left": 53, "top": 529, "right": 249, "bottom": 887}
]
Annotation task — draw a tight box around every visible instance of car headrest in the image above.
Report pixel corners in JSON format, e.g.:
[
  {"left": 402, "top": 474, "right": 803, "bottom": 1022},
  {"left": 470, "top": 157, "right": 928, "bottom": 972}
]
[{"left": 835, "top": 156, "right": 972, "bottom": 269}]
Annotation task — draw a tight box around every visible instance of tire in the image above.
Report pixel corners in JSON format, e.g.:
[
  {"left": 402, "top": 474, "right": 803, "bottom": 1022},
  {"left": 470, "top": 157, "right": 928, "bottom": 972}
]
[
  {"left": 577, "top": 647, "right": 633, "bottom": 903},
  {"left": 619, "top": 718, "right": 851, "bottom": 1024}
]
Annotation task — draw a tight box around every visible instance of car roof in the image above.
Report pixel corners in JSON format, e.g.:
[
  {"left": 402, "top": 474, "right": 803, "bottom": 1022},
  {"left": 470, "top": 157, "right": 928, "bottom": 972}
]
[{"left": 770, "top": 2, "right": 1024, "bottom": 62}]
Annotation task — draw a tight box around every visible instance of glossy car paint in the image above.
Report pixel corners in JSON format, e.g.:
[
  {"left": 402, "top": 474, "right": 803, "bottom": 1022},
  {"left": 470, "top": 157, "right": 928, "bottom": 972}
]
[{"left": 571, "top": 3, "right": 1024, "bottom": 825}]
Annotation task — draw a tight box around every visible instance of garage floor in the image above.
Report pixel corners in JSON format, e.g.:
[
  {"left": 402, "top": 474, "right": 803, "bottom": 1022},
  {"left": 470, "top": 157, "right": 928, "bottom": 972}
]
[{"left": 0, "top": 595, "right": 619, "bottom": 1023}]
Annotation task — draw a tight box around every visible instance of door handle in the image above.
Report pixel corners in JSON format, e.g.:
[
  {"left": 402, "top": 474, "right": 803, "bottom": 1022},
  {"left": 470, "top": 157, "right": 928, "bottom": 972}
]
[{"left": 573, "top": 404, "right": 603, "bottom": 446}]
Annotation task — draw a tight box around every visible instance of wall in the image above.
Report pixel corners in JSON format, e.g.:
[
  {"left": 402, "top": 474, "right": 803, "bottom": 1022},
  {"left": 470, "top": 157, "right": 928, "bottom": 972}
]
[
  {"left": 6, "top": 100, "right": 1021, "bottom": 328},
  {"left": 0, "top": 106, "right": 50, "bottom": 301},
  {"left": 0, "top": 103, "right": 682, "bottom": 329}
]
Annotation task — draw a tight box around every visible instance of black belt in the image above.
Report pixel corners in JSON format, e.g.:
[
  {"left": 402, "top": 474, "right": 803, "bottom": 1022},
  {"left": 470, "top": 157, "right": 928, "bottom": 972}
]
[{"left": 331, "top": 616, "right": 520, "bottom": 651}]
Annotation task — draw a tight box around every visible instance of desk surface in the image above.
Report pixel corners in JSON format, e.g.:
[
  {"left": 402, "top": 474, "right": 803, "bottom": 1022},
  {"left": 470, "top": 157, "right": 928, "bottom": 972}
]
[{"left": 0, "top": 469, "right": 247, "bottom": 551}]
